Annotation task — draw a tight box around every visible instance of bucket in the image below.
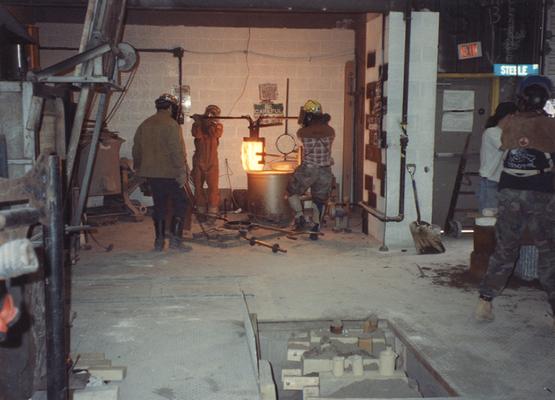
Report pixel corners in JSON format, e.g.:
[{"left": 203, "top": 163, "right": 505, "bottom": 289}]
[{"left": 247, "top": 170, "right": 293, "bottom": 225}]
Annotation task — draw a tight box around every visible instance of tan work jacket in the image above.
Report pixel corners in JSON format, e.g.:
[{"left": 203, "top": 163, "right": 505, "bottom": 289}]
[{"left": 132, "top": 110, "right": 186, "bottom": 178}]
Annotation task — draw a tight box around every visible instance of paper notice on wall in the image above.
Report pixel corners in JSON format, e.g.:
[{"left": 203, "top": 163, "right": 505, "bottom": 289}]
[
  {"left": 442, "top": 90, "right": 474, "bottom": 111},
  {"left": 441, "top": 111, "right": 474, "bottom": 132}
]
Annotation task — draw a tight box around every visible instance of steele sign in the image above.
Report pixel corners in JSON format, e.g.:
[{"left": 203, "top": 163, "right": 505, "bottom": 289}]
[{"left": 493, "top": 64, "right": 540, "bottom": 76}]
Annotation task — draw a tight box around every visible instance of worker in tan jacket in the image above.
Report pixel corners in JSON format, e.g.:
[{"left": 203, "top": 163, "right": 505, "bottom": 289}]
[{"left": 132, "top": 93, "right": 191, "bottom": 252}]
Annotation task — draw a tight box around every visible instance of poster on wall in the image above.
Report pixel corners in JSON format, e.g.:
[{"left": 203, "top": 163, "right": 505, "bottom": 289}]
[
  {"left": 441, "top": 90, "right": 474, "bottom": 132},
  {"left": 442, "top": 90, "right": 474, "bottom": 111},
  {"left": 254, "top": 102, "right": 284, "bottom": 125},
  {"left": 441, "top": 112, "right": 474, "bottom": 132}
]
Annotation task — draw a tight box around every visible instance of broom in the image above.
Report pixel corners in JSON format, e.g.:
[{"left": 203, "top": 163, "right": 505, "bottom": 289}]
[{"left": 407, "top": 164, "right": 445, "bottom": 254}]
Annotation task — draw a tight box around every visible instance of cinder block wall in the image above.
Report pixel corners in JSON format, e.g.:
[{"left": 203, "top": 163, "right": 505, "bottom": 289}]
[
  {"left": 38, "top": 24, "right": 354, "bottom": 195},
  {"left": 383, "top": 12, "right": 438, "bottom": 248}
]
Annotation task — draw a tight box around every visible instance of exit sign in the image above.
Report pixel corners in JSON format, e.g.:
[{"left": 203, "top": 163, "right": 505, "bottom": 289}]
[
  {"left": 457, "top": 42, "right": 482, "bottom": 60},
  {"left": 493, "top": 64, "right": 540, "bottom": 76}
]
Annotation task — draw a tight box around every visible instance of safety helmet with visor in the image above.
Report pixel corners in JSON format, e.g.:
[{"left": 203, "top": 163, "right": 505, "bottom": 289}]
[
  {"left": 155, "top": 93, "right": 179, "bottom": 120},
  {"left": 303, "top": 99, "right": 323, "bottom": 115},
  {"left": 204, "top": 104, "right": 221, "bottom": 117},
  {"left": 516, "top": 76, "right": 553, "bottom": 111}
]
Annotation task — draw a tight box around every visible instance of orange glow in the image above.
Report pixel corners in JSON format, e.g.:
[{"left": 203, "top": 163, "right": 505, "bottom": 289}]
[{"left": 241, "top": 140, "right": 264, "bottom": 171}]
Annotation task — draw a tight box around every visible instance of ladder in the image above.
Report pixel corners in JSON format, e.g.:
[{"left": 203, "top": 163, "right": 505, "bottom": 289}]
[{"left": 443, "top": 132, "right": 480, "bottom": 237}]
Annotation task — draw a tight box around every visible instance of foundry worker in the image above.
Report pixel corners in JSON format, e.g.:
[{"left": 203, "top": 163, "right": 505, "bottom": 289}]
[
  {"left": 477, "top": 101, "right": 518, "bottom": 214},
  {"left": 287, "top": 99, "right": 335, "bottom": 240},
  {"left": 191, "top": 105, "right": 224, "bottom": 223},
  {"left": 132, "top": 93, "right": 191, "bottom": 252},
  {"left": 475, "top": 76, "right": 555, "bottom": 332}
]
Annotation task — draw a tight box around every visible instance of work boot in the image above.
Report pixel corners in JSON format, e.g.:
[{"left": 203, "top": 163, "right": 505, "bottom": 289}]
[
  {"left": 206, "top": 206, "right": 219, "bottom": 226},
  {"left": 309, "top": 223, "right": 320, "bottom": 241},
  {"left": 474, "top": 297, "right": 494, "bottom": 322},
  {"left": 153, "top": 219, "right": 165, "bottom": 252},
  {"left": 169, "top": 217, "right": 192, "bottom": 252},
  {"left": 293, "top": 215, "right": 307, "bottom": 231},
  {"left": 196, "top": 206, "right": 207, "bottom": 223}
]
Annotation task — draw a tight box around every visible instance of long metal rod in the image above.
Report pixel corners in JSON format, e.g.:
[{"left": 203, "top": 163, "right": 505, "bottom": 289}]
[
  {"left": 33, "top": 43, "right": 112, "bottom": 80},
  {"left": 285, "top": 78, "right": 290, "bottom": 133},
  {"left": 71, "top": 92, "right": 109, "bottom": 227},
  {"left": 65, "top": 85, "right": 92, "bottom": 183},
  {"left": 44, "top": 155, "right": 67, "bottom": 400}
]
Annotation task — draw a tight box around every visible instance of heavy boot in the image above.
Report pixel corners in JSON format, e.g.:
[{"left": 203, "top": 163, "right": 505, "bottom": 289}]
[
  {"left": 169, "top": 217, "right": 192, "bottom": 252},
  {"left": 206, "top": 206, "right": 219, "bottom": 226},
  {"left": 293, "top": 215, "right": 307, "bottom": 231},
  {"left": 474, "top": 297, "right": 494, "bottom": 321},
  {"left": 153, "top": 219, "right": 165, "bottom": 251},
  {"left": 310, "top": 223, "right": 320, "bottom": 241},
  {"left": 196, "top": 206, "right": 207, "bottom": 223}
]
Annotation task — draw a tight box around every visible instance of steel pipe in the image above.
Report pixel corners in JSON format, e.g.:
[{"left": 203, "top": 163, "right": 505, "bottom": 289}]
[
  {"left": 0, "top": 207, "right": 41, "bottom": 230},
  {"left": 44, "top": 155, "right": 68, "bottom": 400}
]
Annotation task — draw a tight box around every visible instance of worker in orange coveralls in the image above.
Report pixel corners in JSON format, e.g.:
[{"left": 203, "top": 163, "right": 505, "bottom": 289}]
[{"left": 191, "top": 105, "right": 224, "bottom": 223}]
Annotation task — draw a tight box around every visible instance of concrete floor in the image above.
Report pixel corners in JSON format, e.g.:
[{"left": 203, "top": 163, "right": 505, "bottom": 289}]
[{"left": 71, "top": 217, "right": 555, "bottom": 399}]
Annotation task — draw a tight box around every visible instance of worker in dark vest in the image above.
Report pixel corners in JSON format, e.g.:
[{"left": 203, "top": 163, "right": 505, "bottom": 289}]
[
  {"left": 287, "top": 99, "right": 335, "bottom": 240},
  {"left": 191, "top": 105, "right": 223, "bottom": 223},
  {"left": 475, "top": 76, "right": 555, "bottom": 332},
  {"left": 133, "top": 93, "right": 192, "bottom": 252}
]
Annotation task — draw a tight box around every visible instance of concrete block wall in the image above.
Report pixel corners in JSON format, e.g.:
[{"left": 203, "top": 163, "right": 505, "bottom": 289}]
[
  {"left": 364, "top": 14, "right": 385, "bottom": 242},
  {"left": 382, "top": 12, "right": 439, "bottom": 248},
  {"left": 38, "top": 24, "right": 354, "bottom": 196}
]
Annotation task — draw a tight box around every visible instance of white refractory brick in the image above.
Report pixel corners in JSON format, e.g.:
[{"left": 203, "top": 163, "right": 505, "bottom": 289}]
[
  {"left": 87, "top": 367, "right": 126, "bottom": 382},
  {"left": 259, "top": 360, "right": 277, "bottom": 400},
  {"left": 329, "top": 334, "right": 359, "bottom": 345},
  {"left": 288, "top": 338, "right": 310, "bottom": 347},
  {"left": 283, "top": 374, "right": 320, "bottom": 391},
  {"left": 287, "top": 344, "right": 310, "bottom": 362},
  {"left": 309, "top": 329, "right": 323, "bottom": 344},
  {"left": 302, "top": 357, "right": 332, "bottom": 375},
  {"left": 72, "top": 385, "right": 119, "bottom": 400},
  {"left": 302, "top": 386, "right": 320, "bottom": 399},
  {"left": 281, "top": 368, "right": 302, "bottom": 382}
]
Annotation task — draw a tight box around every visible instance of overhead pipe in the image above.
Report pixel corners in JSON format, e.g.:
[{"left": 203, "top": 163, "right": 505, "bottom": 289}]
[
  {"left": 359, "top": 0, "right": 412, "bottom": 223},
  {"left": 6, "top": 0, "right": 408, "bottom": 13}
]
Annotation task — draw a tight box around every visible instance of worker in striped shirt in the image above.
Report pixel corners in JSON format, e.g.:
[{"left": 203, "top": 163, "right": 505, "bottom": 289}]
[{"left": 287, "top": 99, "right": 335, "bottom": 240}]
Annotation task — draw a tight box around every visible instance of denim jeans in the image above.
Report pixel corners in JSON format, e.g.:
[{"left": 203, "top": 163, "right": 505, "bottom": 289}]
[{"left": 478, "top": 177, "right": 498, "bottom": 213}]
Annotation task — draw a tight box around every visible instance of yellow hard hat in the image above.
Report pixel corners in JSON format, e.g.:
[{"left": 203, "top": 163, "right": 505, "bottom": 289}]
[{"left": 303, "top": 99, "right": 322, "bottom": 114}]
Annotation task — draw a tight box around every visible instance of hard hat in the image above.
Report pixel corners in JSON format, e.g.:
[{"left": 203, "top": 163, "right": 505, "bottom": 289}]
[
  {"left": 303, "top": 99, "right": 322, "bottom": 115},
  {"left": 155, "top": 93, "right": 178, "bottom": 108},
  {"left": 205, "top": 104, "right": 221, "bottom": 116},
  {"left": 517, "top": 76, "right": 552, "bottom": 110}
]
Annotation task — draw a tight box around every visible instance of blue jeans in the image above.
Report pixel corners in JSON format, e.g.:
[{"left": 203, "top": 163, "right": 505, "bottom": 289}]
[{"left": 478, "top": 177, "right": 498, "bottom": 213}]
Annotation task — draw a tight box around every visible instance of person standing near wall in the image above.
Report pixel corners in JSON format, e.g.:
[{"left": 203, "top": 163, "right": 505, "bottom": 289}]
[
  {"left": 478, "top": 102, "right": 518, "bottom": 214},
  {"left": 475, "top": 76, "right": 555, "bottom": 332},
  {"left": 132, "top": 94, "right": 192, "bottom": 252},
  {"left": 191, "top": 105, "right": 223, "bottom": 223},
  {"left": 287, "top": 99, "right": 335, "bottom": 240}
]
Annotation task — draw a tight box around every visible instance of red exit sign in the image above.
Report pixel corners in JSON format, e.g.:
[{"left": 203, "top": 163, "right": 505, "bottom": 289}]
[{"left": 457, "top": 42, "right": 482, "bottom": 60}]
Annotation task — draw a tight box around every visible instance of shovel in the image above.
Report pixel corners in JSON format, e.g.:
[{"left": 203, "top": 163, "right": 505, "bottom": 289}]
[{"left": 407, "top": 164, "right": 445, "bottom": 254}]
